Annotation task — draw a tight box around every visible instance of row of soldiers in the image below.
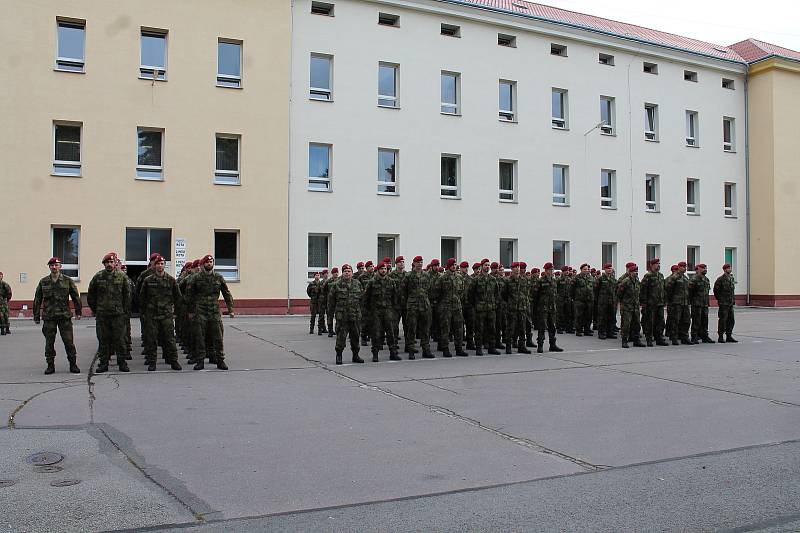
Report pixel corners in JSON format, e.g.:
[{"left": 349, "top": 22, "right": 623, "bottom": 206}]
[
  {"left": 307, "top": 256, "right": 738, "bottom": 364},
  {"left": 30, "top": 253, "right": 234, "bottom": 375}
]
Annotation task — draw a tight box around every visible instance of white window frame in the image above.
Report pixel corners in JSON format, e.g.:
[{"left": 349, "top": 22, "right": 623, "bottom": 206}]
[
  {"left": 377, "top": 148, "right": 398, "bottom": 195},
  {"left": 601, "top": 242, "right": 617, "bottom": 271},
  {"left": 723, "top": 117, "right": 736, "bottom": 152},
  {"left": 645, "top": 174, "right": 659, "bottom": 212},
  {"left": 498, "top": 159, "right": 517, "bottom": 203},
  {"left": 139, "top": 28, "right": 168, "bottom": 81},
  {"left": 499, "top": 239, "right": 518, "bottom": 267},
  {"left": 552, "top": 164, "right": 569, "bottom": 206},
  {"left": 125, "top": 227, "right": 173, "bottom": 267},
  {"left": 214, "top": 229, "right": 240, "bottom": 281},
  {"left": 687, "top": 178, "right": 700, "bottom": 215},
  {"left": 378, "top": 12, "right": 400, "bottom": 27},
  {"left": 552, "top": 88, "right": 568, "bottom": 129},
  {"left": 600, "top": 169, "right": 616, "bottom": 209},
  {"left": 308, "top": 143, "right": 332, "bottom": 191},
  {"left": 552, "top": 240, "right": 570, "bottom": 271},
  {"left": 643, "top": 62, "right": 658, "bottom": 74},
  {"left": 600, "top": 96, "right": 615, "bottom": 134},
  {"left": 686, "top": 111, "right": 699, "bottom": 147},
  {"left": 309, "top": 53, "right": 333, "bottom": 101},
  {"left": 310, "top": 1, "right": 334, "bottom": 16},
  {"left": 136, "top": 127, "right": 164, "bottom": 181},
  {"left": 51, "top": 225, "right": 81, "bottom": 280},
  {"left": 645, "top": 103, "right": 658, "bottom": 141},
  {"left": 598, "top": 53, "right": 615, "bottom": 66},
  {"left": 307, "top": 233, "right": 331, "bottom": 278},
  {"left": 686, "top": 245, "right": 700, "bottom": 273},
  {"left": 499, "top": 80, "right": 516, "bottom": 122},
  {"left": 52, "top": 121, "right": 82, "bottom": 177},
  {"left": 441, "top": 23, "right": 460, "bottom": 37},
  {"left": 646, "top": 243, "right": 661, "bottom": 266},
  {"left": 440, "top": 236, "right": 461, "bottom": 262},
  {"left": 214, "top": 133, "right": 240, "bottom": 185},
  {"left": 498, "top": 33, "right": 516, "bottom": 47},
  {"left": 441, "top": 71, "right": 460, "bottom": 115},
  {"left": 377, "top": 235, "right": 399, "bottom": 266},
  {"left": 440, "top": 153, "right": 460, "bottom": 199},
  {"left": 684, "top": 70, "right": 698, "bottom": 82},
  {"left": 550, "top": 43, "right": 567, "bottom": 56},
  {"left": 724, "top": 182, "right": 737, "bottom": 217},
  {"left": 55, "top": 18, "right": 85, "bottom": 72},
  {"left": 378, "top": 62, "right": 399, "bottom": 108},
  {"left": 722, "top": 78, "right": 735, "bottom": 90},
  {"left": 217, "top": 39, "right": 242, "bottom": 88}
]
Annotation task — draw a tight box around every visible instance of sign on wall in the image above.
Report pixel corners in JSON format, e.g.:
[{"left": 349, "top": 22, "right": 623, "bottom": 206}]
[{"left": 175, "top": 237, "right": 187, "bottom": 275}]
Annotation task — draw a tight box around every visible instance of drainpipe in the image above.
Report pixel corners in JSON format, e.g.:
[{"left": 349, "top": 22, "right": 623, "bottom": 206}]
[
  {"left": 744, "top": 70, "right": 751, "bottom": 306},
  {"left": 287, "top": 0, "right": 295, "bottom": 314}
]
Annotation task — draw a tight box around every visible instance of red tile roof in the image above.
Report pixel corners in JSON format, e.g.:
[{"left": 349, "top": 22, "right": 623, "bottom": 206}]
[{"left": 729, "top": 38, "right": 800, "bottom": 63}]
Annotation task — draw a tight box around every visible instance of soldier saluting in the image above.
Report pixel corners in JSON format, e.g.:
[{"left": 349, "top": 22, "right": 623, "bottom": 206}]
[{"left": 33, "top": 257, "right": 82, "bottom": 375}]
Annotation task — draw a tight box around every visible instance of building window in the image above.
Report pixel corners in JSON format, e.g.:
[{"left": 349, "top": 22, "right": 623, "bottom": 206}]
[
  {"left": 499, "top": 160, "right": 516, "bottom": 202},
  {"left": 686, "top": 111, "right": 699, "bottom": 146},
  {"left": 644, "top": 103, "right": 658, "bottom": 141},
  {"left": 725, "top": 248, "right": 737, "bottom": 278},
  {"left": 553, "top": 240, "right": 569, "bottom": 270},
  {"left": 441, "top": 154, "right": 460, "bottom": 198},
  {"left": 139, "top": 29, "right": 167, "bottom": 80},
  {"left": 600, "top": 96, "right": 615, "bottom": 134},
  {"left": 311, "top": 1, "right": 334, "bottom": 16},
  {"left": 645, "top": 174, "right": 659, "bottom": 212},
  {"left": 52, "top": 226, "right": 80, "bottom": 279},
  {"left": 646, "top": 243, "right": 660, "bottom": 266},
  {"left": 598, "top": 53, "right": 615, "bottom": 66},
  {"left": 550, "top": 43, "right": 567, "bottom": 56},
  {"left": 552, "top": 88, "right": 568, "bottom": 129},
  {"left": 722, "top": 78, "right": 735, "bottom": 90},
  {"left": 308, "top": 143, "right": 331, "bottom": 191},
  {"left": 136, "top": 128, "right": 164, "bottom": 180},
  {"left": 602, "top": 242, "right": 616, "bottom": 271},
  {"left": 498, "top": 33, "right": 516, "bottom": 47},
  {"left": 440, "top": 237, "right": 460, "bottom": 262},
  {"left": 56, "top": 19, "right": 85, "bottom": 72},
  {"left": 687, "top": 178, "right": 699, "bottom": 214},
  {"left": 552, "top": 165, "right": 569, "bottom": 205},
  {"left": 125, "top": 228, "right": 172, "bottom": 267},
  {"left": 643, "top": 61, "right": 658, "bottom": 74},
  {"left": 686, "top": 245, "right": 699, "bottom": 272},
  {"left": 215, "top": 230, "right": 239, "bottom": 281},
  {"left": 499, "top": 80, "right": 516, "bottom": 121},
  {"left": 217, "top": 40, "right": 242, "bottom": 88},
  {"left": 600, "top": 169, "right": 616, "bottom": 208},
  {"left": 377, "top": 148, "right": 398, "bottom": 195},
  {"left": 310, "top": 54, "right": 332, "bottom": 100},
  {"left": 378, "top": 63, "right": 398, "bottom": 107},
  {"left": 441, "top": 71, "right": 460, "bottom": 114},
  {"left": 53, "top": 122, "right": 81, "bottom": 176},
  {"left": 378, "top": 12, "right": 400, "bottom": 27},
  {"left": 499, "top": 239, "right": 517, "bottom": 268},
  {"left": 441, "top": 23, "right": 460, "bottom": 37},
  {"left": 684, "top": 70, "right": 698, "bottom": 82},
  {"left": 308, "top": 234, "right": 330, "bottom": 278},
  {"left": 724, "top": 182, "right": 736, "bottom": 217},
  {"left": 723, "top": 117, "right": 736, "bottom": 152},
  {"left": 215, "top": 134, "right": 240, "bottom": 185},
  {"left": 377, "top": 235, "right": 398, "bottom": 264}
]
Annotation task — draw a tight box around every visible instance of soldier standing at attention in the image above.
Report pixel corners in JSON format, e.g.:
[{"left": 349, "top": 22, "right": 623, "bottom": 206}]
[
  {"left": 434, "top": 258, "right": 468, "bottom": 357},
  {"left": 571, "top": 264, "right": 595, "bottom": 337},
  {"left": 527, "top": 267, "right": 541, "bottom": 347},
  {"left": 33, "top": 257, "right": 82, "bottom": 374},
  {"left": 139, "top": 254, "right": 183, "bottom": 371},
  {"left": 688, "top": 264, "right": 715, "bottom": 344},
  {"left": 713, "top": 263, "right": 738, "bottom": 343},
  {"left": 329, "top": 264, "right": 365, "bottom": 365},
  {"left": 135, "top": 253, "right": 159, "bottom": 353},
  {"left": 531, "top": 262, "right": 563, "bottom": 354},
  {"left": 400, "top": 256, "right": 433, "bottom": 359},
  {"left": 120, "top": 263, "right": 135, "bottom": 359},
  {"left": 185, "top": 255, "right": 235, "bottom": 370},
  {"left": 469, "top": 261, "right": 500, "bottom": 356},
  {"left": 460, "top": 261, "right": 476, "bottom": 351},
  {"left": 595, "top": 263, "right": 617, "bottom": 340},
  {"left": 324, "top": 267, "right": 339, "bottom": 337},
  {"left": 617, "top": 263, "right": 646, "bottom": 349},
  {"left": 665, "top": 261, "right": 692, "bottom": 345},
  {"left": 363, "top": 262, "right": 400, "bottom": 362},
  {"left": 664, "top": 264, "right": 679, "bottom": 342},
  {"left": 88, "top": 253, "right": 131, "bottom": 373},
  {"left": 0, "top": 271, "right": 12, "bottom": 335},
  {"left": 359, "top": 260, "right": 375, "bottom": 347},
  {"left": 389, "top": 257, "right": 406, "bottom": 354},
  {"left": 503, "top": 262, "right": 531, "bottom": 354},
  {"left": 561, "top": 267, "right": 576, "bottom": 334},
  {"left": 640, "top": 259, "right": 668, "bottom": 347},
  {"left": 307, "top": 271, "right": 324, "bottom": 334}
]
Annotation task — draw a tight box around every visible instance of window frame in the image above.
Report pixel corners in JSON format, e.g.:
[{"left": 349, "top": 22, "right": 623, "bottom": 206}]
[
  {"left": 722, "top": 78, "right": 735, "bottom": 90},
  {"left": 686, "top": 178, "right": 700, "bottom": 215},
  {"left": 724, "top": 247, "right": 737, "bottom": 278},
  {"left": 645, "top": 174, "right": 660, "bottom": 212},
  {"left": 217, "top": 39, "right": 243, "bottom": 88},
  {"left": 308, "top": 142, "right": 332, "bottom": 192},
  {"left": 136, "top": 127, "right": 165, "bottom": 181},
  {"left": 723, "top": 117, "right": 736, "bottom": 152},
  {"left": 550, "top": 43, "right": 568, "bottom": 56},
  {"left": 724, "top": 182, "right": 737, "bottom": 217},
  {"left": 499, "top": 238, "right": 518, "bottom": 268},
  {"left": 643, "top": 61, "right": 658, "bottom": 74},
  {"left": 686, "top": 110, "right": 699, "bottom": 147},
  {"left": 598, "top": 53, "right": 615, "bottom": 66},
  {"left": 378, "top": 12, "right": 400, "bottom": 27},
  {"left": 686, "top": 245, "right": 700, "bottom": 273},
  {"left": 125, "top": 227, "right": 173, "bottom": 266},
  {"left": 377, "top": 148, "right": 398, "bottom": 195},
  {"left": 52, "top": 121, "right": 82, "bottom": 177},
  {"left": 498, "top": 159, "right": 517, "bottom": 203},
  {"left": 307, "top": 233, "right": 331, "bottom": 278},
  {"left": 552, "top": 164, "right": 569, "bottom": 206},
  {"left": 441, "top": 23, "right": 461, "bottom": 37},
  {"left": 441, "top": 71, "right": 460, "bottom": 115},
  {"left": 552, "top": 240, "right": 570, "bottom": 271},
  {"left": 214, "top": 229, "right": 240, "bottom": 281},
  {"left": 684, "top": 70, "right": 698, "bottom": 82},
  {"left": 600, "top": 96, "right": 615, "bottom": 134},
  {"left": 309, "top": 53, "right": 333, "bottom": 101},
  {"left": 646, "top": 243, "right": 661, "bottom": 266},
  {"left": 378, "top": 62, "right": 399, "bottom": 108},
  {"left": 214, "top": 133, "right": 241, "bottom": 185},
  {"left": 51, "top": 225, "right": 81, "bottom": 280},
  {"left": 440, "top": 236, "right": 461, "bottom": 262},
  {"left": 552, "top": 88, "right": 568, "bottom": 129},
  {"left": 601, "top": 242, "right": 617, "bottom": 272},
  {"left": 499, "top": 80, "right": 516, "bottom": 122},
  {"left": 644, "top": 103, "right": 659, "bottom": 141},
  {"left": 139, "top": 28, "right": 168, "bottom": 81},
  {"left": 55, "top": 18, "right": 86, "bottom": 72},
  {"left": 600, "top": 169, "right": 616, "bottom": 209},
  {"left": 497, "top": 33, "right": 516, "bottom": 47},
  {"left": 440, "top": 153, "right": 461, "bottom": 199},
  {"left": 310, "top": 1, "right": 334, "bottom": 16}
]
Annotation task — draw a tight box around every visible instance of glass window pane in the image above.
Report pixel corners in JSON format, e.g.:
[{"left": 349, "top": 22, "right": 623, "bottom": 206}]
[
  {"left": 378, "top": 150, "right": 396, "bottom": 183},
  {"left": 55, "top": 125, "right": 80, "bottom": 162},
  {"left": 308, "top": 235, "right": 329, "bottom": 268},
  {"left": 309, "top": 144, "right": 329, "bottom": 178},
  {"left": 137, "top": 130, "right": 162, "bottom": 167},
  {"left": 53, "top": 228, "right": 79, "bottom": 264},
  {"left": 601, "top": 172, "right": 611, "bottom": 196},
  {"left": 58, "top": 23, "right": 84, "bottom": 60},
  {"left": 310, "top": 56, "right": 330, "bottom": 89},
  {"left": 441, "top": 239, "right": 457, "bottom": 262},
  {"left": 377, "top": 237, "right": 396, "bottom": 264},
  {"left": 215, "top": 232, "right": 237, "bottom": 266},
  {"left": 553, "top": 167, "right": 565, "bottom": 194},
  {"left": 141, "top": 32, "right": 166, "bottom": 68},
  {"left": 725, "top": 248, "right": 734, "bottom": 265},
  {"left": 125, "top": 229, "right": 147, "bottom": 261},
  {"left": 216, "top": 137, "right": 238, "bottom": 171},
  {"left": 499, "top": 162, "right": 513, "bottom": 190},
  {"left": 499, "top": 82, "right": 512, "bottom": 110},
  {"left": 150, "top": 229, "right": 172, "bottom": 261},
  {"left": 724, "top": 120, "right": 732, "bottom": 142},
  {"left": 441, "top": 157, "right": 457, "bottom": 187},
  {"left": 441, "top": 74, "right": 456, "bottom": 104},
  {"left": 218, "top": 42, "right": 241, "bottom": 77},
  {"left": 552, "top": 91, "right": 563, "bottom": 118},
  {"left": 601, "top": 100, "right": 611, "bottom": 125},
  {"left": 379, "top": 65, "right": 396, "bottom": 97},
  {"left": 552, "top": 241, "right": 566, "bottom": 270}
]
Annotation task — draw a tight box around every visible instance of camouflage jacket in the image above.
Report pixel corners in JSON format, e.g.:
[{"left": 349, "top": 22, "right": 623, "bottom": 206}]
[
  {"left": 363, "top": 274, "right": 398, "bottom": 313},
  {"left": 617, "top": 273, "right": 641, "bottom": 309},
  {"left": 469, "top": 273, "right": 499, "bottom": 312},
  {"left": 596, "top": 273, "right": 617, "bottom": 305},
  {"left": 88, "top": 269, "right": 130, "bottom": 317},
  {"left": 306, "top": 279, "right": 324, "bottom": 303},
  {"left": 561, "top": 276, "right": 575, "bottom": 302},
  {"left": 532, "top": 275, "right": 558, "bottom": 313},
  {"left": 640, "top": 271, "right": 666, "bottom": 306},
  {"left": 329, "top": 277, "right": 363, "bottom": 322},
  {"left": 185, "top": 270, "right": 234, "bottom": 318},
  {"left": 433, "top": 271, "right": 463, "bottom": 311},
  {"left": 323, "top": 277, "right": 338, "bottom": 314},
  {"left": 134, "top": 267, "right": 155, "bottom": 306},
  {"left": 713, "top": 273, "right": 736, "bottom": 306},
  {"left": 140, "top": 271, "right": 182, "bottom": 319},
  {"left": 503, "top": 275, "right": 528, "bottom": 312},
  {"left": 687, "top": 274, "right": 711, "bottom": 306},
  {"left": 389, "top": 270, "right": 407, "bottom": 311},
  {"left": 0, "top": 281, "right": 11, "bottom": 304},
  {"left": 33, "top": 273, "right": 82, "bottom": 320},
  {"left": 571, "top": 273, "right": 595, "bottom": 303},
  {"left": 665, "top": 273, "right": 689, "bottom": 305},
  {"left": 401, "top": 271, "right": 431, "bottom": 312},
  {"left": 460, "top": 274, "right": 474, "bottom": 310}
]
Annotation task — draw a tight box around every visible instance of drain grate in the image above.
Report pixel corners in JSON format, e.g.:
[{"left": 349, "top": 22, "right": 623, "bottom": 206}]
[
  {"left": 0, "top": 480, "right": 18, "bottom": 488},
  {"left": 33, "top": 465, "right": 63, "bottom": 473},
  {"left": 25, "top": 452, "right": 64, "bottom": 466},
  {"left": 50, "top": 479, "right": 81, "bottom": 487}
]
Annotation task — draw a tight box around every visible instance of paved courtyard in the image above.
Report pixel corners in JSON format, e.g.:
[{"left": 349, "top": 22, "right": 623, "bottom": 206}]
[{"left": 0, "top": 308, "right": 798, "bottom": 532}]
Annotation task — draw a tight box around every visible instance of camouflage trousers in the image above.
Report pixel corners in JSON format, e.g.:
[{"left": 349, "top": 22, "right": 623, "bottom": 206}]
[
  {"left": 717, "top": 305, "right": 735, "bottom": 336},
  {"left": 495, "top": 305, "right": 505, "bottom": 347},
  {"left": 0, "top": 301, "right": 9, "bottom": 328},
  {"left": 42, "top": 318, "right": 77, "bottom": 361},
  {"left": 473, "top": 309, "right": 496, "bottom": 350},
  {"left": 503, "top": 309, "right": 527, "bottom": 348},
  {"left": 668, "top": 304, "right": 691, "bottom": 341},
  {"left": 318, "top": 302, "right": 327, "bottom": 332},
  {"left": 335, "top": 317, "right": 360, "bottom": 354},
  {"left": 144, "top": 316, "right": 179, "bottom": 365},
  {"left": 438, "top": 306, "right": 464, "bottom": 351},
  {"left": 96, "top": 315, "right": 127, "bottom": 366},
  {"left": 404, "top": 307, "right": 430, "bottom": 352},
  {"left": 391, "top": 308, "right": 404, "bottom": 351},
  {"left": 641, "top": 304, "right": 666, "bottom": 341},
  {"left": 326, "top": 304, "right": 336, "bottom": 334},
  {"left": 559, "top": 299, "right": 574, "bottom": 331},
  {"left": 574, "top": 300, "right": 593, "bottom": 333},
  {"left": 596, "top": 301, "right": 616, "bottom": 337},
  {"left": 371, "top": 309, "right": 396, "bottom": 354},
  {"left": 536, "top": 308, "right": 557, "bottom": 345},
  {"left": 309, "top": 300, "right": 323, "bottom": 332},
  {"left": 690, "top": 305, "right": 710, "bottom": 340},
  {"left": 462, "top": 306, "right": 475, "bottom": 348},
  {"left": 194, "top": 315, "right": 225, "bottom": 363},
  {"left": 620, "top": 306, "right": 642, "bottom": 341},
  {"left": 360, "top": 304, "right": 372, "bottom": 342}
]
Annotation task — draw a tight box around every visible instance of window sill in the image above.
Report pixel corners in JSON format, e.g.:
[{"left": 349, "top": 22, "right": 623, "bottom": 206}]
[
  {"left": 724, "top": 149, "right": 737, "bottom": 154},
  {"left": 600, "top": 206, "right": 617, "bottom": 210},
  {"left": 309, "top": 97, "right": 334, "bottom": 103},
  {"left": 600, "top": 132, "right": 616, "bottom": 137},
  {"left": 135, "top": 176, "right": 164, "bottom": 182},
  {"left": 724, "top": 214, "right": 738, "bottom": 219},
  {"left": 645, "top": 209, "right": 660, "bottom": 214},
  {"left": 440, "top": 195, "right": 461, "bottom": 200},
  {"left": 499, "top": 119, "right": 518, "bottom": 124},
  {"left": 441, "top": 112, "right": 461, "bottom": 117},
  {"left": 213, "top": 181, "right": 242, "bottom": 186},
  {"left": 377, "top": 192, "right": 399, "bottom": 196},
  {"left": 685, "top": 144, "right": 700, "bottom": 149},
  {"left": 552, "top": 202, "right": 570, "bottom": 207},
  {"left": 377, "top": 104, "right": 400, "bottom": 110},
  {"left": 499, "top": 199, "right": 517, "bottom": 204},
  {"left": 54, "top": 68, "right": 85, "bottom": 74},
  {"left": 307, "top": 187, "right": 332, "bottom": 193},
  {"left": 686, "top": 212, "right": 701, "bottom": 216},
  {"left": 552, "top": 125, "right": 569, "bottom": 131},
  {"left": 51, "top": 173, "right": 82, "bottom": 178},
  {"left": 139, "top": 76, "right": 167, "bottom": 82},
  {"left": 216, "top": 84, "right": 243, "bottom": 90},
  {"left": 645, "top": 138, "right": 659, "bottom": 143}
]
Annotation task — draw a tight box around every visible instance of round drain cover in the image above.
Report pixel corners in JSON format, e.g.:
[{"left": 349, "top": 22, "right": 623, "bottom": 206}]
[
  {"left": 33, "top": 465, "right": 63, "bottom": 473},
  {"left": 26, "top": 452, "right": 64, "bottom": 466},
  {"left": 0, "top": 480, "right": 18, "bottom": 488},
  {"left": 50, "top": 479, "right": 81, "bottom": 487}
]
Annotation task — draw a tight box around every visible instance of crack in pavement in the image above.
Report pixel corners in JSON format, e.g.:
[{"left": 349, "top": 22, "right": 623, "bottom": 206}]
[{"left": 6, "top": 383, "right": 85, "bottom": 429}]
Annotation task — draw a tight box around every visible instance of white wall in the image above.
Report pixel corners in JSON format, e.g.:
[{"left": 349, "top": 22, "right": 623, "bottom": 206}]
[{"left": 289, "top": 0, "right": 748, "bottom": 298}]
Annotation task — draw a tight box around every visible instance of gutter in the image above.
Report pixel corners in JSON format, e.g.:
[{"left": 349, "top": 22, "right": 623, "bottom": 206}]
[{"left": 744, "top": 72, "right": 751, "bottom": 305}]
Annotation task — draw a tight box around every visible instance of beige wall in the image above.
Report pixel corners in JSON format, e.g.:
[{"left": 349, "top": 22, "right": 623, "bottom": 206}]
[
  {"left": 0, "top": 0, "right": 290, "bottom": 306},
  {"left": 748, "top": 59, "right": 800, "bottom": 301}
]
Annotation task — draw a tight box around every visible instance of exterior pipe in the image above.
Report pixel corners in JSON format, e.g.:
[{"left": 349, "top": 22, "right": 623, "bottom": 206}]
[{"left": 744, "top": 71, "right": 751, "bottom": 305}]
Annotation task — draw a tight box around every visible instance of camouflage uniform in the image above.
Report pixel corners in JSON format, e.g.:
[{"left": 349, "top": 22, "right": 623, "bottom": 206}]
[
  {"left": 123, "top": 274, "right": 135, "bottom": 356},
  {"left": 88, "top": 268, "right": 131, "bottom": 370},
  {"left": 0, "top": 279, "right": 11, "bottom": 335},
  {"left": 389, "top": 269, "right": 406, "bottom": 352},
  {"left": 306, "top": 278, "right": 324, "bottom": 334},
  {"left": 177, "top": 270, "right": 195, "bottom": 358},
  {"left": 502, "top": 273, "right": 530, "bottom": 354},
  {"left": 493, "top": 270, "right": 507, "bottom": 348},
  {"left": 185, "top": 269, "right": 234, "bottom": 369},
  {"left": 595, "top": 273, "right": 617, "bottom": 339},
  {"left": 665, "top": 271, "right": 691, "bottom": 344},
  {"left": 469, "top": 270, "right": 499, "bottom": 355},
  {"left": 363, "top": 273, "right": 400, "bottom": 361},
  {"left": 531, "top": 273, "right": 562, "bottom": 352},
  {"left": 428, "top": 267, "right": 441, "bottom": 344},
  {"left": 33, "top": 273, "right": 82, "bottom": 371},
  {"left": 135, "top": 266, "right": 155, "bottom": 351},
  {"left": 139, "top": 270, "right": 183, "bottom": 368},
  {"left": 713, "top": 272, "right": 737, "bottom": 341},
  {"left": 688, "top": 272, "right": 713, "bottom": 343},
  {"left": 617, "top": 272, "right": 645, "bottom": 347},
  {"left": 323, "top": 274, "right": 338, "bottom": 335},
  {"left": 358, "top": 270, "right": 374, "bottom": 346},
  {"left": 461, "top": 272, "right": 476, "bottom": 350},
  {"left": 640, "top": 269, "right": 667, "bottom": 345},
  {"left": 433, "top": 268, "right": 467, "bottom": 357},
  {"left": 560, "top": 273, "right": 576, "bottom": 333},
  {"left": 329, "top": 276, "right": 363, "bottom": 363},
  {"left": 571, "top": 272, "right": 595, "bottom": 336},
  {"left": 400, "top": 270, "right": 433, "bottom": 357}
]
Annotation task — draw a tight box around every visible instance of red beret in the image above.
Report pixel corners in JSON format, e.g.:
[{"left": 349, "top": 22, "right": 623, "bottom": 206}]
[
  {"left": 510, "top": 262, "right": 519, "bottom": 268},
  {"left": 120, "top": 265, "right": 127, "bottom": 271},
  {"left": 671, "top": 265, "right": 678, "bottom": 271},
  {"left": 356, "top": 262, "right": 364, "bottom": 268},
  {"left": 321, "top": 269, "right": 328, "bottom": 275},
  {"left": 521, "top": 262, "right": 527, "bottom": 268},
  {"left": 563, "top": 265, "right": 571, "bottom": 271},
  {"left": 590, "top": 268, "right": 597, "bottom": 274},
  {"left": 472, "top": 263, "right": 481, "bottom": 269},
  {"left": 47, "top": 257, "right": 62, "bottom": 265},
  {"left": 331, "top": 267, "right": 339, "bottom": 273},
  {"left": 697, "top": 263, "right": 707, "bottom": 269},
  {"left": 192, "top": 260, "right": 201, "bottom": 268},
  {"left": 413, "top": 256, "right": 423, "bottom": 263},
  {"left": 382, "top": 257, "right": 392, "bottom": 264},
  {"left": 438, "top": 267, "right": 445, "bottom": 273},
  {"left": 431, "top": 259, "right": 440, "bottom": 265},
  {"left": 543, "top": 262, "right": 554, "bottom": 270},
  {"left": 152, "top": 254, "right": 165, "bottom": 263},
  {"left": 377, "top": 262, "right": 388, "bottom": 269},
  {"left": 102, "top": 252, "right": 117, "bottom": 263},
  {"left": 532, "top": 268, "right": 540, "bottom": 273},
  {"left": 722, "top": 263, "right": 731, "bottom": 269},
  {"left": 629, "top": 264, "right": 639, "bottom": 271},
  {"left": 459, "top": 261, "right": 469, "bottom": 268},
  {"left": 481, "top": 258, "right": 490, "bottom": 264},
  {"left": 579, "top": 263, "right": 588, "bottom": 269},
  {"left": 554, "top": 271, "right": 561, "bottom": 276},
  {"left": 678, "top": 261, "right": 687, "bottom": 268},
  {"left": 650, "top": 258, "right": 660, "bottom": 265},
  {"left": 490, "top": 262, "right": 499, "bottom": 269},
  {"left": 149, "top": 252, "right": 161, "bottom": 261},
  {"left": 365, "top": 261, "right": 374, "bottom": 267},
  {"left": 625, "top": 262, "right": 635, "bottom": 269},
  {"left": 201, "top": 254, "right": 213, "bottom": 265},
  {"left": 342, "top": 264, "right": 352, "bottom": 271},
  {"left": 395, "top": 256, "right": 404, "bottom": 263},
  {"left": 603, "top": 263, "right": 612, "bottom": 269},
  {"left": 446, "top": 258, "right": 457, "bottom": 267}
]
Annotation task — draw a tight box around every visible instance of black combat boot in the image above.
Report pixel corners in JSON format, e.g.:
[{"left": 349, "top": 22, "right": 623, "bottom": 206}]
[
  {"left": 147, "top": 362, "right": 157, "bottom": 371},
  {"left": 389, "top": 350, "right": 402, "bottom": 361},
  {"left": 621, "top": 339, "right": 630, "bottom": 349},
  {"left": 0, "top": 328, "right": 5, "bottom": 335},
  {"left": 671, "top": 339, "right": 680, "bottom": 346},
  {"left": 372, "top": 350, "right": 379, "bottom": 363},
  {"left": 216, "top": 360, "right": 228, "bottom": 370},
  {"left": 556, "top": 329, "right": 564, "bottom": 335},
  {"left": 170, "top": 361, "right": 182, "bottom": 371},
  {"left": 68, "top": 356, "right": 81, "bottom": 374},
  {"left": 193, "top": 360, "right": 204, "bottom": 370},
  {"left": 646, "top": 339, "right": 654, "bottom": 347},
  {"left": 422, "top": 349, "right": 435, "bottom": 359},
  {"left": 718, "top": 335, "right": 725, "bottom": 343},
  {"left": 118, "top": 360, "right": 130, "bottom": 372},
  {"left": 726, "top": 335, "right": 738, "bottom": 343},
  {"left": 584, "top": 329, "right": 594, "bottom": 336},
  {"left": 335, "top": 351, "right": 342, "bottom": 365},
  {"left": 318, "top": 330, "right": 323, "bottom": 336},
  {"left": 633, "top": 338, "right": 646, "bottom": 348},
  {"left": 455, "top": 347, "right": 469, "bottom": 357},
  {"left": 309, "top": 325, "right": 315, "bottom": 334},
  {"left": 475, "top": 348, "right": 484, "bottom": 356},
  {"left": 517, "top": 344, "right": 531, "bottom": 354},
  {"left": 549, "top": 342, "right": 563, "bottom": 352},
  {"left": 598, "top": 333, "right": 607, "bottom": 340},
  {"left": 320, "top": 326, "right": 327, "bottom": 333},
  {"left": 44, "top": 361, "right": 56, "bottom": 375},
  {"left": 466, "top": 340, "right": 476, "bottom": 350},
  {"left": 328, "top": 331, "right": 335, "bottom": 338},
  {"left": 505, "top": 344, "right": 512, "bottom": 355},
  {"left": 487, "top": 347, "right": 500, "bottom": 355},
  {"left": 575, "top": 331, "right": 583, "bottom": 337},
  {"left": 608, "top": 332, "right": 618, "bottom": 339},
  {"left": 352, "top": 352, "right": 365, "bottom": 364},
  {"left": 701, "top": 336, "right": 715, "bottom": 343},
  {"left": 526, "top": 335, "right": 535, "bottom": 347},
  {"left": 408, "top": 352, "right": 415, "bottom": 360},
  {"left": 95, "top": 363, "right": 108, "bottom": 373},
  {"left": 537, "top": 341, "right": 544, "bottom": 354},
  {"left": 656, "top": 338, "right": 669, "bottom": 346},
  {"left": 689, "top": 337, "right": 700, "bottom": 345},
  {"left": 442, "top": 349, "right": 453, "bottom": 358}
]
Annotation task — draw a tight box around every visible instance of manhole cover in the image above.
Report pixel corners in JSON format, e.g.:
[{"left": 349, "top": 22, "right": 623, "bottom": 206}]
[
  {"left": 33, "top": 465, "right": 63, "bottom": 473},
  {"left": 0, "top": 480, "right": 18, "bottom": 487},
  {"left": 50, "top": 479, "right": 81, "bottom": 487},
  {"left": 25, "top": 452, "right": 64, "bottom": 466}
]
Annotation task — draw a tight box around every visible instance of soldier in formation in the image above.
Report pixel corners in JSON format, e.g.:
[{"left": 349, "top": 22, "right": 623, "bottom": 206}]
[
  {"left": 33, "top": 257, "right": 82, "bottom": 374},
  {"left": 0, "top": 271, "right": 11, "bottom": 335}
]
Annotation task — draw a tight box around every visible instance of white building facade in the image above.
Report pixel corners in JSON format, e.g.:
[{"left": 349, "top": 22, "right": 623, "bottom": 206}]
[{"left": 288, "top": 0, "right": 748, "bottom": 299}]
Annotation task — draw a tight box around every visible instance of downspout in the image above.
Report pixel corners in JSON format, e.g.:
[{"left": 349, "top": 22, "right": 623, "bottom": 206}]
[
  {"left": 287, "top": 0, "right": 295, "bottom": 314},
  {"left": 744, "top": 70, "right": 751, "bottom": 306}
]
